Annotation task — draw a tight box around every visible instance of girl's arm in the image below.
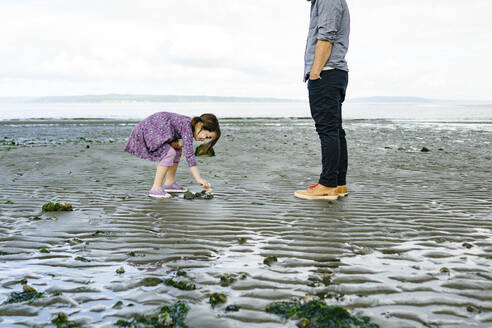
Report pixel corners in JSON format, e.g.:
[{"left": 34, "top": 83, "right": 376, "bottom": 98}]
[{"left": 189, "top": 166, "right": 210, "bottom": 189}]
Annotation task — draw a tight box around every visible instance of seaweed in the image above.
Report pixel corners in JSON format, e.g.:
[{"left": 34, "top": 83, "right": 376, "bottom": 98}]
[
  {"left": 0, "top": 251, "right": 8, "bottom": 256},
  {"left": 165, "top": 277, "right": 195, "bottom": 290},
  {"left": 75, "top": 256, "right": 91, "bottom": 262},
  {"left": 209, "top": 293, "right": 227, "bottom": 308},
  {"left": 265, "top": 300, "right": 379, "bottom": 328},
  {"left": 194, "top": 144, "right": 215, "bottom": 157},
  {"left": 5, "top": 286, "right": 44, "bottom": 304},
  {"left": 115, "top": 300, "right": 190, "bottom": 328},
  {"left": 52, "top": 312, "right": 81, "bottom": 328},
  {"left": 116, "top": 266, "right": 125, "bottom": 274},
  {"left": 42, "top": 202, "right": 73, "bottom": 212},
  {"left": 5, "top": 200, "right": 14, "bottom": 204},
  {"left": 40, "top": 248, "right": 50, "bottom": 253}
]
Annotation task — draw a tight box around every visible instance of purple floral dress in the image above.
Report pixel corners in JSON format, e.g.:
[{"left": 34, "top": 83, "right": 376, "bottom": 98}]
[{"left": 124, "top": 112, "right": 197, "bottom": 167}]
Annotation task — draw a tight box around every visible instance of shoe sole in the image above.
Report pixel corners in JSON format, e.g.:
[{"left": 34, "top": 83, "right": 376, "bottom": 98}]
[
  {"left": 338, "top": 192, "right": 348, "bottom": 197},
  {"left": 294, "top": 192, "right": 338, "bottom": 200},
  {"left": 164, "top": 189, "right": 188, "bottom": 193},
  {"left": 149, "top": 194, "right": 172, "bottom": 199}
]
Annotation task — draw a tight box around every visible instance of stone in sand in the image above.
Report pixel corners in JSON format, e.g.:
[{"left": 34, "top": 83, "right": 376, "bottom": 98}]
[
  {"left": 263, "top": 256, "right": 278, "bottom": 266},
  {"left": 184, "top": 191, "right": 196, "bottom": 200},
  {"left": 209, "top": 293, "right": 227, "bottom": 308},
  {"left": 42, "top": 202, "right": 73, "bottom": 212}
]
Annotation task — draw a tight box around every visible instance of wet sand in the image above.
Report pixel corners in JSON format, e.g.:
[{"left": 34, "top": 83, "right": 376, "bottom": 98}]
[{"left": 1, "top": 118, "right": 491, "bottom": 327}]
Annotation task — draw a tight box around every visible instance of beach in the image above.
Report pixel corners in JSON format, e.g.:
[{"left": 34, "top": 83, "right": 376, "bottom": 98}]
[{"left": 1, "top": 117, "right": 491, "bottom": 327}]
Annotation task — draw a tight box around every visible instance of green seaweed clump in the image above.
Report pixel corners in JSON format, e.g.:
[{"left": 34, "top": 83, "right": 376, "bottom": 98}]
[
  {"left": 265, "top": 300, "right": 379, "bottom": 328},
  {"left": 74, "top": 256, "right": 91, "bottom": 262},
  {"left": 115, "top": 300, "right": 190, "bottom": 328},
  {"left": 195, "top": 143, "right": 215, "bottom": 157},
  {"left": 220, "top": 273, "right": 238, "bottom": 287},
  {"left": 165, "top": 277, "right": 195, "bottom": 290},
  {"left": 209, "top": 293, "right": 227, "bottom": 308},
  {"left": 52, "top": 312, "right": 81, "bottom": 328},
  {"left": 6, "top": 287, "right": 44, "bottom": 304},
  {"left": 42, "top": 202, "right": 73, "bottom": 212},
  {"left": 0, "top": 251, "right": 8, "bottom": 256}
]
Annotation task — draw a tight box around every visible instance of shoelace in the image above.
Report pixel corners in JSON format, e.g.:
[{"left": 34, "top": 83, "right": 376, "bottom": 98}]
[{"left": 308, "top": 183, "right": 319, "bottom": 190}]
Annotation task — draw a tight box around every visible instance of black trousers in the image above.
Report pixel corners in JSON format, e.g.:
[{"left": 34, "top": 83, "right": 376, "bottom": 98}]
[{"left": 307, "top": 69, "right": 348, "bottom": 187}]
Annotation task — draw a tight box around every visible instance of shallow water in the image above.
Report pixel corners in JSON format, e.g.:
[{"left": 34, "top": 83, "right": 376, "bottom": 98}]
[{"left": 1, "top": 119, "right": 491, "bottom": 327}]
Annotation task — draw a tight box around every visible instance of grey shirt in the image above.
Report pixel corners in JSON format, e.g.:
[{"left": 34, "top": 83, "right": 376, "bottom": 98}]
[{"left": 304, "top": 0, "right": 350, "bottom": 78}]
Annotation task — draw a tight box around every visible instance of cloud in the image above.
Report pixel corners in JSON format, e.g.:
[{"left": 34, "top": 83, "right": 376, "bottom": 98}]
[{"left": 0, "top": 0, "right": 491, "bottom": 100}]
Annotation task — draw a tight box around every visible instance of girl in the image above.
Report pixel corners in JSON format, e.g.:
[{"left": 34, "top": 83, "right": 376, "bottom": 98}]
[{"left": 125, "top": 112, "right": 221, "bottom": 198}]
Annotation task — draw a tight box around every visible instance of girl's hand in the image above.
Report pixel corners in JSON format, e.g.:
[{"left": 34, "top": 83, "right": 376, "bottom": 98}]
[
  {"left": 197, "top": 178, "right": 210, "bottom": 190},
  {"left": 170, "top": 140, "right": 182, "bottom": 150}
]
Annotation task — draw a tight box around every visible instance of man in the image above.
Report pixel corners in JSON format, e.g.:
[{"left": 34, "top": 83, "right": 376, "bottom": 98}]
[{"left": 295, "top": 0, "right": 350, "bottom": 201}]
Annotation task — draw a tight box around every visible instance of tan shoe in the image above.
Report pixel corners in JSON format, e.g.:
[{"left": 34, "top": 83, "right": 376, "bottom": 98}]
[
  {"left": 294, "top": 183, "right": 339, "bottom": 200},
  {"left": 337, "top": 185, "right": 348, "bottom": 197}
]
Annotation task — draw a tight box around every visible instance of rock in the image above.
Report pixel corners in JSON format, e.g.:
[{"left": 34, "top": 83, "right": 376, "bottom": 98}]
[
  {"left": 462, "top": 242, "right": 473, "bottom": 249},
  {"left": 165, "top": 277, "right": 196, "bottom": 290},
  {"left": 263, "top": 256, "right": 278, "bottom": 266},
  {"left": 51, "top": 312, "right": 81, "bottom": 328},
  {"left": 42, "top": 202, "right": 73, "bottom": 212},
  {"left": 23, "top": 285, "right": 37, "bottom": 293},
  {"left": 209, "top": 293, "right": 227, "bottom": 308},
  {"left": 421, "top": 147, "right": 430, "bottom": 152},
  {"left": 116, "top": 267, "right": 125, "bottom": 274},
  {"left": 440, "top": 267, "right": 450, "bottom": 273},
  {"left": 225, "top": 305, "right": 240, "bottom": 312},
  {"left": 220, "top": 273, "right": 237, "bottom": 287},
  {"left": 203, "top": 194, "right": 214, "bottom": 200},
  {"left": 184, "top": 191, "right": 195, "bottom": 200},
  {"left": 112, "top": 301, "right": 123, "bottom": 309},
  {"left": 75, "top": 256, "right": 91, "bottom": 262}
]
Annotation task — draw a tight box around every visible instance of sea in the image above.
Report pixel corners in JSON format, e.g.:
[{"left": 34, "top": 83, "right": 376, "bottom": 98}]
[{"left": 0, "top": 102, "right": 491, "bottom": 123}]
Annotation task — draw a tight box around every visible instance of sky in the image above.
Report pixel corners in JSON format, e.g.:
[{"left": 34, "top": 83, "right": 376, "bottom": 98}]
[{"left": 0, "top": 0, "right": 491, "bottom": 100}]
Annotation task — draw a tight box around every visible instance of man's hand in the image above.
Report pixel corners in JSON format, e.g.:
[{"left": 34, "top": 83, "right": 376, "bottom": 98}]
[
  {"left": 170, "top": 140, "right": 182, "bottom": 150},
  {"left": 309, "top": 71, "right": 322, "bottom": 80}
]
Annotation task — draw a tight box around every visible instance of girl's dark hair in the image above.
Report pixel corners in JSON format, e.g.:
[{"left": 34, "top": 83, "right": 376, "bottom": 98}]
[{"left": 191, "top": 113, "right": 221, "bottom": 153}]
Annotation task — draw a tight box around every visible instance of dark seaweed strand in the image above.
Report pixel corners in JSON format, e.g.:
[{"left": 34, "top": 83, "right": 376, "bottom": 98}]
[
  {"left": 116, "top": 300, "right": 190, "bottom": 328},
  {"left": 266, "top": 300, "right": 379, "bottom": 328}
]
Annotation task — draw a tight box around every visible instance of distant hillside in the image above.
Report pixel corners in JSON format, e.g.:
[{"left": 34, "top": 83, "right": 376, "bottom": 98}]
[
  {"left": 347, "top": 96, "right": 442, "bottom": 103},
  {"left": 0, "top": 94, "right": 303, "bottom": 103}
]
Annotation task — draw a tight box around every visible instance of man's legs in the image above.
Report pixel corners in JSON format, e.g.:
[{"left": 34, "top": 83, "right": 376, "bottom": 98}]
[
  {"left": 311, "top": 69, "right": 348, "bottom": 187},
  {"left": 295, "top": 69, "right": 348, "bottom": 200}
]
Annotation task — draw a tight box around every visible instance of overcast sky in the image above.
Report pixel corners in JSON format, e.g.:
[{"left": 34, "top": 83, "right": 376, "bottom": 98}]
[{"left": 1, "top": 0, "right": 491, "bottom": 100}]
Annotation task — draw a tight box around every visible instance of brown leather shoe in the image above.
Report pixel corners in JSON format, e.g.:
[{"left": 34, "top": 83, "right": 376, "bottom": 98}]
[
  {"left": 294, "top": 183, "right": 339, "bottom": 200},
  {"left": 337, "top": 185, "right": 348, "bottom": 197}
]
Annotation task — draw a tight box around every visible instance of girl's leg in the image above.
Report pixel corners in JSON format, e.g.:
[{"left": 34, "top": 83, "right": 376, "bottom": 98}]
[
  {"left": 151, "top": 165, "right": 169, "bottom": 190},
  {"left": 152, "top": 148, "right": 177, "bottom": 189},
  {"left": 164, "top": 148, "right": 182, "bottom": 186}
]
